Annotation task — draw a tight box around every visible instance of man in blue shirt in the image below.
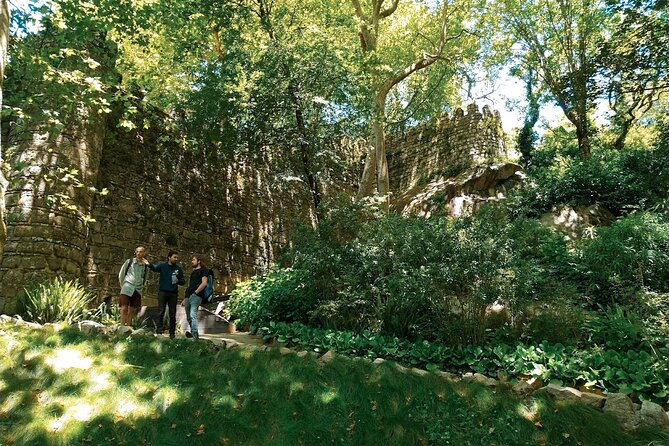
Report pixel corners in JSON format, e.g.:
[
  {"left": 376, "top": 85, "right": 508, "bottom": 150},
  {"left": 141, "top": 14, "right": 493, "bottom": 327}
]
[{"left": 148, "top": 250, "right": 185, "bottom": 339}]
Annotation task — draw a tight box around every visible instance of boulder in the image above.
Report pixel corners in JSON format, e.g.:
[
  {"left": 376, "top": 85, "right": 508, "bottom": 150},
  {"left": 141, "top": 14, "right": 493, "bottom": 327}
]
[
  {"left": 580, "top": 391, "right": 606, "bottom": 409},
  {"left": 373, "top": 358, "right": 385, "bottom": 366},
  {"left": 78, "top": 320, "right": 104, "bottom": 334},
  {"left": 296, "top": 351, "right": 309, "bottom": 358},
  {"left": 540, "top": 204, "right": 615, "bottom": 240},
  {"left": 463, "top": 373, "right": 498, "bottom": 387},
  {"left": 393, "top": 162, "right": 525, "bottom": 217},
  {"left": 411, "top": 367, "right": 429, "bottom": 377},
  {"left": 279, "top": 347, "right": 292, "bottom": 356},
  {"left": 636, "top": 400, "right": 669, "bottom": 431},
  {"left": 318, "top": 350, "right": 336, "bottom": 364},
  {"left": 538, "top": 384, "right": 583, "bottom": 403},
  {"left": 603, "top": 393, "right": 637, "bottom": 431},
  {"left": 225, "top": 340, "right": 241, "bottom": 350},
  {"left": 116, "top": 325, "right": 133, "bottom": 336},
  {"left": 435, "top": 371, "right": 460, "bottom": 382},
  {"left": 511, "top": 380, "right": 533, "bottom": 396},
  {"left": 131, "top": 328, "right": 149, "bottom": 336}
]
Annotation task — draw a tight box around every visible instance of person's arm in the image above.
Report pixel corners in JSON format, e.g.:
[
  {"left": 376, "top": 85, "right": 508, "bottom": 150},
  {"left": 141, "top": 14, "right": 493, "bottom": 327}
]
[
  {"left": 195, "top": 274, "right": 208, "bottom": 295},
  {"left": 147, "top": 261, "right": 161, "bottom": 272},
  {"left": 177, "top": 267, "right": 185, "bottom": 286},
  {"left": 118, "top": 260, "right": 129, "bottom": 287}
]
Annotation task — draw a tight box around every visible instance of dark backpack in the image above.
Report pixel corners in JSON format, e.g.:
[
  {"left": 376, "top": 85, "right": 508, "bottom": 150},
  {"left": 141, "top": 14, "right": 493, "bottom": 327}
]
[
  {"left": 202, "top": 269, "right": 215, "bottom": 304},
  {"left": 123, "top": 258, "right": 148, "bottom": 284}
]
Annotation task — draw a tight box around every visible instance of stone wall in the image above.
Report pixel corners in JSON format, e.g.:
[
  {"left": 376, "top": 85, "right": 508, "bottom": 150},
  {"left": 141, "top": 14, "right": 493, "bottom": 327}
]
[
  {"left": 0, "top": 107, "right": 318, "bottom": 311},
  {"left": 0, "top": 102, "right": 503, "bottom": 312},
  {"left": 387, "top": 103, "right": 507, "bottom": 194}
]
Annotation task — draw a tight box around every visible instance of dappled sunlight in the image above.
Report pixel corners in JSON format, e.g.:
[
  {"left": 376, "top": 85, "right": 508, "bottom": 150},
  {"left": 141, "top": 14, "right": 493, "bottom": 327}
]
[
  {"left": 289, "top": 381, "right": 305, "bottom": 395},
  {"left": 88, "top": 370, "right": 112, "bottom": 393},
  {"left": 46, "top": 348, "right": 93, "bottom": 373},
  {"left": 319, "top": 389, "right": 338, "bottom": 404},
  {"left": 0, "top": 392, "right": 25, "bottom": 414},
  {"left": 46, "top": 401, "right": 95, "bottom": 432},
  {"left": 153, "top": 387, "right": 182, "bottom": 412},
  {"left": 518, "top": 400, "right": 543, "bottom": 422}
]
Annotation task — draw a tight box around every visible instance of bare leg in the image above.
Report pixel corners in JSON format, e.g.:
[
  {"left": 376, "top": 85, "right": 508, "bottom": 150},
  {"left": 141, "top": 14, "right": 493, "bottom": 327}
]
[
  {"left": 120, "top": 305, "right": 129, "bottom": 326},
  {"left": 127, "top": 306, "right": 136, "bottom": 326}
]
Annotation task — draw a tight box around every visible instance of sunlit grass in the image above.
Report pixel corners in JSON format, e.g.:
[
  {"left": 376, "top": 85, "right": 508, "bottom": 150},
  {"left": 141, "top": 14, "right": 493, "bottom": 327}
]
[{"left": 0, "top": 322, "right": 666, "bottom": 446}]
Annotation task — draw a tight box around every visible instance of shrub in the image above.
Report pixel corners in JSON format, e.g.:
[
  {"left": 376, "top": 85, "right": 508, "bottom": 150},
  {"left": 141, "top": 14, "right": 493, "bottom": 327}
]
[
  {"left": 507, "top": 140, "right": 669, "bottom": 218},
  {"left": 576, "top": 212, "right": 669, "bottom": 304},
  {"left": 585, "top": 305, "right": 647, "bottom": 351},
  {"left": 22, "top": 277, "right": 96, "bottom": 324}
]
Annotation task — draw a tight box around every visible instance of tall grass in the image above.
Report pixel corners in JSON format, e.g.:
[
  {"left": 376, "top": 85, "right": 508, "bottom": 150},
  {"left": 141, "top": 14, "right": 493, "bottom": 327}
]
[{"left": 22, "top": 277, "right": 96, "bottom": 324}]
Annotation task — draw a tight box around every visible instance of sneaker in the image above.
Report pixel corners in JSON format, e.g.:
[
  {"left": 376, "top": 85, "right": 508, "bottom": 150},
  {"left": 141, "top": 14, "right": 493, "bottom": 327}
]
[{"left": 185, "top": 331, "right": 193, "bottom": 338}]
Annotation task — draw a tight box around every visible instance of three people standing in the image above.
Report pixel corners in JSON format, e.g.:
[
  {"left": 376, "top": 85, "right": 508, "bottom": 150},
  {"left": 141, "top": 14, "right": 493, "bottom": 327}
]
[{"left": 118, "top": 249, "right": 210, "bottom": 339}]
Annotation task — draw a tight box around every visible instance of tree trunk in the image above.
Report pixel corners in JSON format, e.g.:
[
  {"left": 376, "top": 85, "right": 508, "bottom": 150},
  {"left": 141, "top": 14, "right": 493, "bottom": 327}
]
[
  {"left": 575, "top": 119, "right": 591, "bottom": 157},
  {"left": 373, "top": 94, "right": 389, "bottom": 206},
  {"left": 356, "top": 142, "right": 377, "bottom": 200},
  {"left": 289, "top": 84, "right": 322, "bottom": 222},
  {"left": 613, "top": 122, "right": 631, "bottom": 151}
]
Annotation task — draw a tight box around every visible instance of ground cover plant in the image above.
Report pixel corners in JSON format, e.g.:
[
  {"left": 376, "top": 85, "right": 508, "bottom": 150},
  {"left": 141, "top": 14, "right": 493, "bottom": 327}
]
[
  {"left": 257, "top": 321, "right": 669, "bottom": 401},
  {"left": 0, "top": 322, "right": 666, "bottom": 446}
]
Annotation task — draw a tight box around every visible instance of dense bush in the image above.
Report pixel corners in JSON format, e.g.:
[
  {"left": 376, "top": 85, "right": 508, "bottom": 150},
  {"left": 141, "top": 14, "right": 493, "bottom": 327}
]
[
  {"left": 575, "top": 212, "right": 669, "bottom": 303},
  {"left": 230, "top": 202, "right": 575, "bottom": 346},
  {"left": 230, "top": 196, "right": 669, "bottom": 348},
  {"left": 507, "top": 138, "right": 669, "bottom": 218},
  {"left": 22, "top": 277, "right": 96, "bottom": 324}
]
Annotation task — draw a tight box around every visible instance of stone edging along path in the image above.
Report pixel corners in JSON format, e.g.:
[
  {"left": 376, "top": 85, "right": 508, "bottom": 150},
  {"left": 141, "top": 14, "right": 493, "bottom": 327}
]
[{"left": 3, "top": 315, "right": 669, "bottom": 433}]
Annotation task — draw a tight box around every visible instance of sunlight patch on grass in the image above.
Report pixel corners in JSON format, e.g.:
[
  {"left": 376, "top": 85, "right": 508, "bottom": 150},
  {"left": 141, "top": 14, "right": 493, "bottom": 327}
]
[
  {"left": 88, "top": 370, "right": 112, "bottom": 393},
  {"left": 46, "top": 348, "right": 93, "bottom": 372},
  {"left": 115, "top": 392, "right": 154, "bottom": 419},
  {"left": 319, "top": 389, "right": 338, "bottom": 404},
  {"left": 518, "top": 400, "right": 542, "bottom": 422},
  {"left": 47, "top": 404, "right": 95, "bottom": 433},
  {"left": 0, "top": 391, "right": 24, "bottom": 414},
  {"left": 289, "top": 381, "right": 305, "bottom": 395},
  {"left": 153, "top": 387, "right": 181, "bottom": 412},
  {"left": 3, "top": 336, "right": 18, "bottom": 354}
]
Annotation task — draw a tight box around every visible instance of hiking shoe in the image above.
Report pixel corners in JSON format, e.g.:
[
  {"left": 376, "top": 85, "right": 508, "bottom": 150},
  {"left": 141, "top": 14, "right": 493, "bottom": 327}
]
[{"left": 185, "top": 331, "right": 193, "bottom": 338}]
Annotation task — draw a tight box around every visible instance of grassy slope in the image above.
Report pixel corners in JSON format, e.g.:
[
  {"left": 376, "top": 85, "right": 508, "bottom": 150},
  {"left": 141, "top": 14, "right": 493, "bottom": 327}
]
[{"left": 0, "top": 323, "right": 665, "bottom": 446}]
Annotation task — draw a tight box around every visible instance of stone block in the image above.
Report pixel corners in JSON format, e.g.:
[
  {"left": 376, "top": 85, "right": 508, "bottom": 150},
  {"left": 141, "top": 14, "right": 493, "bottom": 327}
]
[
  {"left": 318, "top": 350, "right": 336, "bottom": 364},
  {"left": 538, "top": 384, "right": 583, "bottom": 403},
  {"left": 603, "top": 393, "right": 637, "bottom": 432},
  {"left": 636, "top": 400, "right": 669, "bottom": 431}
]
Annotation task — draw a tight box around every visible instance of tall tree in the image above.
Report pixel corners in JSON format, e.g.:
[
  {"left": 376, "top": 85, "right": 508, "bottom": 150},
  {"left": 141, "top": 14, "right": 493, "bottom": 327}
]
[
  {"left": 495, "top": 0, "right": 611, "bottom": 157},
  {"left": 600, "top": 1, "right": 669, "bottom": 149},
  {"left": 352, "top": 0, "right": 477, "bottom": 202}
]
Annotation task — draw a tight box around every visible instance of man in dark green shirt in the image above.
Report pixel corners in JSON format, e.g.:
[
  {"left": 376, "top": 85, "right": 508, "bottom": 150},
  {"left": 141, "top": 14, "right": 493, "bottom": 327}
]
[{"left": 148, "top": 251, "right": 185, "bottom": 339}]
